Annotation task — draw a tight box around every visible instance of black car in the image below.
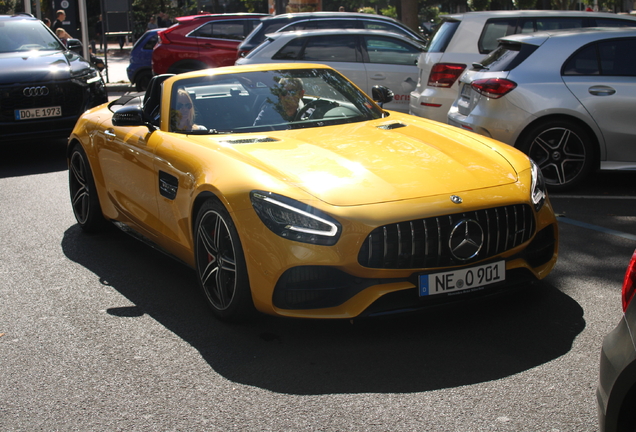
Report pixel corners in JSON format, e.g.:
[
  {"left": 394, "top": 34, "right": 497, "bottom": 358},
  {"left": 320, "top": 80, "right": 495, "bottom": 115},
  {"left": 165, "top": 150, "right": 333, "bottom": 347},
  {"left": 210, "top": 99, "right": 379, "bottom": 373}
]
[
  {"left": 0, "top": 14, "right": 108, "bottom": 143},
  {"left": 236, "top": 12, "right": 427, "bottom": 58}
]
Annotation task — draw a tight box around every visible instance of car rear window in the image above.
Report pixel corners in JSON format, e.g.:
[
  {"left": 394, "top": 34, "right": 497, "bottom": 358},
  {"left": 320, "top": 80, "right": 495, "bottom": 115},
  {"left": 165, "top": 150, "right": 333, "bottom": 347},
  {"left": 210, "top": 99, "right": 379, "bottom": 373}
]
[
  {"left": 479, "top": 18, "right": 518, "bottom": 53},
  {"left": 302, "top": 35, "right": 358, "bottom": 62},
  {"left": 363, "top": 36, "right": 421, "bottom": 65},
  {"left": 427, "top": 20, "right": 459, "bottom": 53},
  {"left": 475, "top": 41, "right": 537, "bottom": 72},
  {"left": 593, "top": 17, "right": 636, "bottom": 27},
  {"left": 192, "top": 20, "right": 248, "bottom": 40}
]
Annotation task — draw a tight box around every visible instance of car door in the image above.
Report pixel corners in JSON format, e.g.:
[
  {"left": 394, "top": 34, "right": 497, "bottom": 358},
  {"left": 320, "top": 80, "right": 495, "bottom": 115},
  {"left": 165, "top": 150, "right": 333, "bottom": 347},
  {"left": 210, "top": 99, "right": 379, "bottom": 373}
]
[
  {"left": 360, "top": 35, "right": 422, "bottom": 112},
  {"left": 93, "top": 120, "right": 163, "bottom": 239},
  {"left": 562, "top": 37, "right": 636, "bottom": 164}
]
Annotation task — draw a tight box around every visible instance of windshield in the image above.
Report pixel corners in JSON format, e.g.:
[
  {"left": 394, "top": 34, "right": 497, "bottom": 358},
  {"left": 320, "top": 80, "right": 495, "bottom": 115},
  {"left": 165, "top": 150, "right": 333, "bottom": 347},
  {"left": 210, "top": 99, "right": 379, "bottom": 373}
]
[
  {"left": 0, "top": 18, "right": 65, "bottom": 53},
  {"left": 169, "top": 68, "right": 385, "bottom": 134}
]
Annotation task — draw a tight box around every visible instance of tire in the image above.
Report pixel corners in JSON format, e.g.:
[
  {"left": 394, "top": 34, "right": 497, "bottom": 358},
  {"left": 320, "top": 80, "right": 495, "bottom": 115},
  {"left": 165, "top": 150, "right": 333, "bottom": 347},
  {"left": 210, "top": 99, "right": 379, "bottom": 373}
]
[
  {"left": 68, "top": 143, "right": 106, "bottom": 232},
  {"left": 517, "top": 119, "right": 594, "bottom": 192},
  {"left": 194, "top": 199, "right": 254, "bottom": 322}
]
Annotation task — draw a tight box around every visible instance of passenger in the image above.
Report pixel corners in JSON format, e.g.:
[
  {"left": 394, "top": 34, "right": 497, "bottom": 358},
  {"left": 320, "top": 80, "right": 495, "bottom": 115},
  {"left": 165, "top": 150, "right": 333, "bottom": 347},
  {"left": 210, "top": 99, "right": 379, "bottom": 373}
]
[
  {"left": 171, "top": 88, "right": 206, "bottom": 132},
  {"left": 55, "top": 28, "right": 71, "bottom": 46},
  {"left": 253, "top": 77, "right": 305, "bottom": 126}
]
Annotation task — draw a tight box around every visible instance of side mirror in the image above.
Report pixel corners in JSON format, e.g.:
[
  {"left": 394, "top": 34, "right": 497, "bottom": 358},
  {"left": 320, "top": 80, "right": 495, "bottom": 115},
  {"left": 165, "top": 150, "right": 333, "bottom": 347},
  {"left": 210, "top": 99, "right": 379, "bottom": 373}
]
[
  {"left": 112, "top": 105, "right": 156, "bottom": 131},
  {"left": 372, "top": 85, "right": 394, "bottom": 108},
  {"left": 67, "top": 38, "right": 83, "bottom": 55}
]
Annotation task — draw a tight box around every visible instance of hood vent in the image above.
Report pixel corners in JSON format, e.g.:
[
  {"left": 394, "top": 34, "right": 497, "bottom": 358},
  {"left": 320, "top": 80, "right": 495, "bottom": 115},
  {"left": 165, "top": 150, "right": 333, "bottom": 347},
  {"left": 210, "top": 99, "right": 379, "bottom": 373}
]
[
  {"left": 377, "top": 122, "right": 406, "bottom": 130},
  {"left": 220, "top": 137, "right": 279, "bottom": 145}
]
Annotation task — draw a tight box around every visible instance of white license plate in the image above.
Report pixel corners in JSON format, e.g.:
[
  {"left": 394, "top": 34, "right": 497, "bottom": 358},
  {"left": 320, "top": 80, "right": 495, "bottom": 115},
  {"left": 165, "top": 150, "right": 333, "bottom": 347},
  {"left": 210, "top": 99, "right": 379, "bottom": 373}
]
[
  {"left": 419, "top": 261, "right": 505, "bottom": 296},
  {"left": 15, "top": 106, "right": 62, "bottom": 120}
]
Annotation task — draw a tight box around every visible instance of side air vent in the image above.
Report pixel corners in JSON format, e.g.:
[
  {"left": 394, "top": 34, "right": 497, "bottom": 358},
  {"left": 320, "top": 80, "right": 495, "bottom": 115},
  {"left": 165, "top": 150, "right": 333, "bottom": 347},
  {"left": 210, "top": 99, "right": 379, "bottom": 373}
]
[
  {"left": 220, "top": 137, "right": 278, "bottom": 144},
  {"left": 377, "top": 123, "right": 406, "bottom": 130}
]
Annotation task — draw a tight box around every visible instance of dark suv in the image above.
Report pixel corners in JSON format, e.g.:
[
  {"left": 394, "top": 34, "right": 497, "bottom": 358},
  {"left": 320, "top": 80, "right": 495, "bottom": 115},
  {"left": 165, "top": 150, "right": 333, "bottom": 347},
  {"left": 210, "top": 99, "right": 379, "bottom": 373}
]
[
  {"left": 0, "top": 14, "right": 107, "bottom": 143},
  {"left": 152, "top": 13, "right": 269, "bottom": 75},
  {"left": 236, "top": 12, "right": 427, "bottom": 58}
]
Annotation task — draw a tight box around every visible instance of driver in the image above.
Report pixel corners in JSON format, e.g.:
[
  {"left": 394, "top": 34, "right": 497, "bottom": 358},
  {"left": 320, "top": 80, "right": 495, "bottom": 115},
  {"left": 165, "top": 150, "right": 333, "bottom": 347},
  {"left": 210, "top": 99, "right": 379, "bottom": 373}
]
[{"left": 253, "top": 77, "right": 305, "bottom": 126}]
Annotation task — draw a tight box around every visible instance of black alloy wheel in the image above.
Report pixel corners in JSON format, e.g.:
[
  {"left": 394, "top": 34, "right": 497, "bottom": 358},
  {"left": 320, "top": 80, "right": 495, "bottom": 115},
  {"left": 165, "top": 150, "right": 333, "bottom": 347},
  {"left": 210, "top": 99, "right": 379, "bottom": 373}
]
[
  {"left": 518, "top": 119, "right": 594, "bottom": 192},
  {"left": 194, "top": 200, "right": 254, "bottom": 322},
  {"left": 68, "top": 143, "right": 105, "bottom": 232}
]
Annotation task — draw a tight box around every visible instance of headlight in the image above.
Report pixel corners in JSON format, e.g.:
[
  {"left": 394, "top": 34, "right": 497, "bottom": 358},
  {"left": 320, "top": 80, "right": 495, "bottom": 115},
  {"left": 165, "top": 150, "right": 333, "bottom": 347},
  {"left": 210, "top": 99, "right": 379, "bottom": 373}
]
[
  {"left": 530, "top": 159, "right": 546, "bottom": 211},
  {"left": 250, "top": 191, "right": 341, "bottom": 246}
]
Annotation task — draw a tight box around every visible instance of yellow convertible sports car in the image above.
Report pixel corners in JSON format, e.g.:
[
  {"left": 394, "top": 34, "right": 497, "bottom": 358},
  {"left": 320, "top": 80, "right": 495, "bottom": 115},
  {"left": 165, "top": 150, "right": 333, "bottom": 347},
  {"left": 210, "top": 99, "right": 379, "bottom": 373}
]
[{"left": 68, "top": 63, "right": 558, "bottom": 321}]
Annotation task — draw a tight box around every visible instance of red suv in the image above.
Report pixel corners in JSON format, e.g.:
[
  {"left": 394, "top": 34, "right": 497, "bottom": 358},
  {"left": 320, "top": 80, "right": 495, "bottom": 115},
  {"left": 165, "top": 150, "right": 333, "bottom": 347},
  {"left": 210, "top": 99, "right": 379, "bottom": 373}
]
[{"left": 152, "top": 13, "right": 269, "bottom": 75}]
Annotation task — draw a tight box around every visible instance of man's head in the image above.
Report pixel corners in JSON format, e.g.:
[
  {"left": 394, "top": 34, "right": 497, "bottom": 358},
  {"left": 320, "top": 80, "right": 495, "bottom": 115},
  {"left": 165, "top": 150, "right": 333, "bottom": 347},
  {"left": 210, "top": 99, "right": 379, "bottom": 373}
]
[
  {"left": 277, "top": 78, "right": 304, "bottom": 116},
  {"left": 56, "top": 10, "right": 66, "bottom": 19}
]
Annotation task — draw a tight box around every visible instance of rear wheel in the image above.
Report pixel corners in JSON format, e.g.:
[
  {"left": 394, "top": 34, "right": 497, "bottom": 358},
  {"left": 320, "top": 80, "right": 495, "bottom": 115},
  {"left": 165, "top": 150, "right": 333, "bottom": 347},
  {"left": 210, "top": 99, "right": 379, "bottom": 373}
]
[
  {"left": 517, "top": 119, "right": 594, "bottom": 192},
  {"left": 194, "top": 199, "right": 254, "bottom": 322},
  {"left": 68, "top": 143, "right": 106, "bottom": 232}
]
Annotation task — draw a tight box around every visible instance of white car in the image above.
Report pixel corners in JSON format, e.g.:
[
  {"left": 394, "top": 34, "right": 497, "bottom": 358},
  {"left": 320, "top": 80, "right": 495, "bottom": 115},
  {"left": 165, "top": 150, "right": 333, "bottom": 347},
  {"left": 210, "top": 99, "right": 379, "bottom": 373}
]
[
  {"left": 236, "top": 28, "right": 425, "bottom": 113},
  {"left": 409, "top": 10, "right": 636, "bottom": 123},
  {"left": 447, "top": 27, "right": 636, "bottom": 191}
]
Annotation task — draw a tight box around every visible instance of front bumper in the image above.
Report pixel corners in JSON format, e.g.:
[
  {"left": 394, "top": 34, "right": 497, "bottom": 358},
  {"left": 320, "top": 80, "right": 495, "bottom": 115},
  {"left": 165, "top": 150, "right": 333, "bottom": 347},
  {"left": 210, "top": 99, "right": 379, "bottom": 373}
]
[{"left": 238, "top": 187, "right": 559, "bottom": 319}]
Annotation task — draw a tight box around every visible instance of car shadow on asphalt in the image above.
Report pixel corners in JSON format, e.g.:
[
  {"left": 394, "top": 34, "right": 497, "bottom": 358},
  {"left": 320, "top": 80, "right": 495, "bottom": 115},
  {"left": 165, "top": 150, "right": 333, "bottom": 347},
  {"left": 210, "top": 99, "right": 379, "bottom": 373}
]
[
  {"left": 0, "top": 138, "right": 67, "bottom": 179},
  {"left": 61, "top": 223, "right": 585, "bottom": 395}
]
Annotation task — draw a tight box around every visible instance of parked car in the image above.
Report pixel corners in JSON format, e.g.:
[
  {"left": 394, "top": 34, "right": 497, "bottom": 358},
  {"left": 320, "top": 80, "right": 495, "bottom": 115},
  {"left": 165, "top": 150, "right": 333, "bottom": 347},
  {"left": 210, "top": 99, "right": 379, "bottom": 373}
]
[
  {"left": 236, "top": 11, "right": 427, "bottom": 58},
  {"left": 236, "top": 29, "right": 425, "bottom": 112},
  {"left": 67, "top": 63, "right": 558, "bottom": 322},
  {"left": 127, "top": 28, "right": 160, "bottom": 91},
  {"left": 597, "top": 249, "right": 636, "bottom": 432},
  {"left": 409, "top": 11, "right": 636, "bottom": 123},
  {"left": 447, "top": 27, "right": 636, "bottom": 191},
  {"left": 0, "top": 13, "right": 107, "bottom": 143},
  {"left": 152, "top": 13, "right": 269, "bottom": 75}
]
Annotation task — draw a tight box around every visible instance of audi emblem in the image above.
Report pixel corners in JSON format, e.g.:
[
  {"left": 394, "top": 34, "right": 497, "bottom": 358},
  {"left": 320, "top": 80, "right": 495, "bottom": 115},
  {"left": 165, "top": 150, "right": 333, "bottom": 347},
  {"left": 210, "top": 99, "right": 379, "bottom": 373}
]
[{"left": 23, "top": 86, "right": 49, "bottom": 97}]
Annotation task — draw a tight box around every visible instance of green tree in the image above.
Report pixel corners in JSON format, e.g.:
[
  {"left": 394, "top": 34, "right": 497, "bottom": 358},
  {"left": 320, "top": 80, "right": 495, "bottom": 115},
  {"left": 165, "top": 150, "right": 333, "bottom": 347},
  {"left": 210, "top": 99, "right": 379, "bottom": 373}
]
[
  {"left": 468, "top": 0, "right": 491, "bottom": 10},
  {"left": 0, "top": 0, "right": 15, "bottom": 14},
  {"left": 513, "top": 0, "right": 537, "bottom": 8}
]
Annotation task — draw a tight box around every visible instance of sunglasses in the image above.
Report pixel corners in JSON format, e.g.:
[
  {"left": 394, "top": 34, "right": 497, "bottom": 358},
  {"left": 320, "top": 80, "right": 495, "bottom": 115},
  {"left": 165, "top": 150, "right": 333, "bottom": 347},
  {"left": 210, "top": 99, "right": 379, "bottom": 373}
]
[
  {"left": 176, "top": 102, "right": 193, "bottom": 110},
  {"left": 280, "top": 88, "right": 301, "bottom": 97}
]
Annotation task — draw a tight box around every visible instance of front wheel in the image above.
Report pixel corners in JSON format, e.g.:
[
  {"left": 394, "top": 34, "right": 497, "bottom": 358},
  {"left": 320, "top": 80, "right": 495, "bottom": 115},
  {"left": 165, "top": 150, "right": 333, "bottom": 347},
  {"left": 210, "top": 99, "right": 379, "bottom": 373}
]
[
  {"left": 517, "top": 119, "right": 594, "bottom": 192},
  {"left": 194, "top": 199, "right": 254, "bottom": 322},
  {"left": 68, "top": 143, "right": 106, "bottom": 232}
]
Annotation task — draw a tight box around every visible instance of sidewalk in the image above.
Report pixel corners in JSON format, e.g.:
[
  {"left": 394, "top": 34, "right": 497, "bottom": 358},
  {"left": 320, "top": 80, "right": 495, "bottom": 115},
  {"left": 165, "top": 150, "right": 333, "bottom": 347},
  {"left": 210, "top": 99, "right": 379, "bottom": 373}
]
[{"left": 98, "top": 42, "right": 135, "bottom": 94}]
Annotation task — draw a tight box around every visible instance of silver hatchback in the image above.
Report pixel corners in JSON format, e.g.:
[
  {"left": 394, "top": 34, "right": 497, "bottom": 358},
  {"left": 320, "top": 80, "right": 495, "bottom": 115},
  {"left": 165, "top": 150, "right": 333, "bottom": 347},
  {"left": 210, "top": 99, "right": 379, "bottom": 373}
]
[{"left": 447, "top": 27, "right": 636, "bottom": 191}]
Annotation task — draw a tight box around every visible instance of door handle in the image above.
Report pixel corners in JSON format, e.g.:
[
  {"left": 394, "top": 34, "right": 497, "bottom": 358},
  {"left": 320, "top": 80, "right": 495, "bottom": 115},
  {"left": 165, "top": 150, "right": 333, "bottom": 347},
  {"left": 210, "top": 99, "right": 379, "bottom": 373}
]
[
  {"left": 104, "top": 129, "right": 116, "bottom": 140},
  {"left": 588, "top": 85, "right": 616, "bottom": 96},
  {"left": 370, "top": 74, "right": 386, "bottom": 80}
]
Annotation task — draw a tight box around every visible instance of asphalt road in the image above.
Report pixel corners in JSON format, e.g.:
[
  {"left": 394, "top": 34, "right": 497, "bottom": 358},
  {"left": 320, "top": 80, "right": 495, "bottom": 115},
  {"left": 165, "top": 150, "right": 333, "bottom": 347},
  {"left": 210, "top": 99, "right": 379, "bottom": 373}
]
[{"left": 1, "top": 139, "right": 636, "bottom": 429}]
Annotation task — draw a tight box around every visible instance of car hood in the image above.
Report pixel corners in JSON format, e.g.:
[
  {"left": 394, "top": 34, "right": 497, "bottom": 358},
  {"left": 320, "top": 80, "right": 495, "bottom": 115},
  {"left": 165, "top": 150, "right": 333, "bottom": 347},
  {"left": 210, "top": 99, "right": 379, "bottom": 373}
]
[
  {"left": 0, "top": 50, "right": 90, "bottom": 82},
  {"left": 220, "top": 117, "right": 522, "bottom": 206}
]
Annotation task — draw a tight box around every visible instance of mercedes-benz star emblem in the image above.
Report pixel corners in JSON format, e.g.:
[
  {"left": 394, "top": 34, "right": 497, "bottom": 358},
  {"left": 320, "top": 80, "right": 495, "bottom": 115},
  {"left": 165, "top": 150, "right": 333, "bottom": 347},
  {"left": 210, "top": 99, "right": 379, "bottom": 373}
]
[{"left": 449, "top": 219, "right": 484, "bottom": 261}]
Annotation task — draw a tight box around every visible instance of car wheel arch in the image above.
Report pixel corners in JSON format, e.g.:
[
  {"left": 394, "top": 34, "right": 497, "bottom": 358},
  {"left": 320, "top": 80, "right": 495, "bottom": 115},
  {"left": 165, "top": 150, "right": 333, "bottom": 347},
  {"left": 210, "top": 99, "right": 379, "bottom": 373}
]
[
  {"left": 514, "top": 113, "right": 602, "bottom": 167},
  {"left": 514, "top": 114, "right": 601, "bottom": 191}
]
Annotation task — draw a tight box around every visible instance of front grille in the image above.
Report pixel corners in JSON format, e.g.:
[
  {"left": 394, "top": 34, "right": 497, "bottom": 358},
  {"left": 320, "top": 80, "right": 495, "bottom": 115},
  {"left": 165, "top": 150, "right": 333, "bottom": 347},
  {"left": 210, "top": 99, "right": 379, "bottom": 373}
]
[
  {"left": 358, "top": 204, "right": 536, "bottom": 269},
  {"left": 0, "top": 81, "right": 85, "bottom": 122}
]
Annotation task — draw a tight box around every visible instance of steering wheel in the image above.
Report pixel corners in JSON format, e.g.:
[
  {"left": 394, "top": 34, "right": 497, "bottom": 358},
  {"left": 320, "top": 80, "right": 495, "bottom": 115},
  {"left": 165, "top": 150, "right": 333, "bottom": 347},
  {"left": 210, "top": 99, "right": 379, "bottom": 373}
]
[{"left": 295, "top": 99, "right": 339, "bottom": 121}]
